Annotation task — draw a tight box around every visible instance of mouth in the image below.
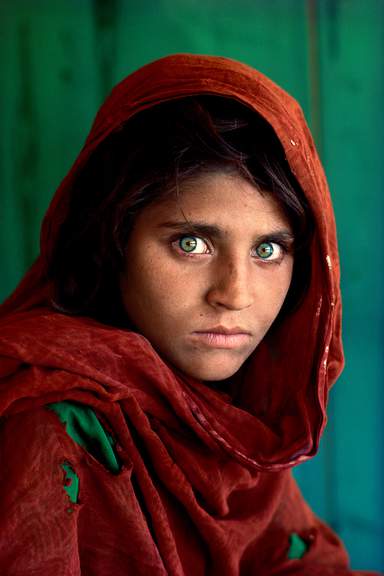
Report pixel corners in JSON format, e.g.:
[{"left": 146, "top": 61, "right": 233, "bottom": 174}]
[{"left": 190, "top": 326, "right": 252, "bottom": 349}]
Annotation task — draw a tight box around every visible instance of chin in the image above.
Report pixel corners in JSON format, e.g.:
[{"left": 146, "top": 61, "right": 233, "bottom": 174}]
[{"left": 181, "top": 359, "right": 245, "bottom": 382}]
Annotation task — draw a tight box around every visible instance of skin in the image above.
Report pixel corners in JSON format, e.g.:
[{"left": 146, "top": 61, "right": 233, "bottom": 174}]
[{"left": 120, "top": 171, "right": 294, "bottom": 381}]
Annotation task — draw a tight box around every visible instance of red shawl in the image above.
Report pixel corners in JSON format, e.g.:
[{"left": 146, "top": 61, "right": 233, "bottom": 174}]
[{"left": 0, "top": 54, "right": 377, "bottom": 575}]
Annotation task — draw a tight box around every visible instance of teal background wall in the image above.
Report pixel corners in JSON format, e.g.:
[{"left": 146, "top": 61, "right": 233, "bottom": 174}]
[{"left": 0, "top": 0, "right": 383, "bottom": 571}]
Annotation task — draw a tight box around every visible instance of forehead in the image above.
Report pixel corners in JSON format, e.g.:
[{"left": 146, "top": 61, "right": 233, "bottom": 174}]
[{"left": 144, "top": 171, "right": 291, "bottom": 233}]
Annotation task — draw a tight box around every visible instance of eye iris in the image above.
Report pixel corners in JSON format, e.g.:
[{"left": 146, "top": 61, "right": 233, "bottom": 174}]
[
  {"left": 257, "top": 242, "right": 274, "bottom": 259},
  {"left": 180, "top": 237, "right": 197, "bottom": 252}
]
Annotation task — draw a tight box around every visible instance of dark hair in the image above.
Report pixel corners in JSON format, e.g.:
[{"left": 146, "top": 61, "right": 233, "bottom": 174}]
[{"left": 48, "top": 96, "right": 314, "bottom": 326}]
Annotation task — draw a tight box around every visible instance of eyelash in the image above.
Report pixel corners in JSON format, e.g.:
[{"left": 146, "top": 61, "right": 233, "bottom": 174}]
[{"left": 171, "top": 234, "right": 291, "bottom": 263}]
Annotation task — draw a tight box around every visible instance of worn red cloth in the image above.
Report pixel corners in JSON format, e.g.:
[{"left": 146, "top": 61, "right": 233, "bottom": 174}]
[{"left": 0, "top": 54, "right": 378, "bottom": 574}]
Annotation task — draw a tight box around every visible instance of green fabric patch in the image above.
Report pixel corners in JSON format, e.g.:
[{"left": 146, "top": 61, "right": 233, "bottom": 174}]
[
  {"left": 62, "top": 462, "right": 79, "bottom": 503},
  {"left": 287, "top": 532, "right": 308, "bottom": 560},
  {"left": 48, "top": 401, "right": 120, "bottom": 474}
]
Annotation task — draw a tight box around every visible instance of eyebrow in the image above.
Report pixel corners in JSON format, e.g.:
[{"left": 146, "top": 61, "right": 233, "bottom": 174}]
[{"left": 157, "top": 220, "right": 295, "bottom": 244}]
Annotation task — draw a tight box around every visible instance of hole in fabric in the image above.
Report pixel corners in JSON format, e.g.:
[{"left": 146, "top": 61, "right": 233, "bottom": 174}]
[
  {"left": 61, "top": 462, "right": 79, "bottom": 504},
  {"left": 287, "top": 532, "right": 308, "bottom": 560}
]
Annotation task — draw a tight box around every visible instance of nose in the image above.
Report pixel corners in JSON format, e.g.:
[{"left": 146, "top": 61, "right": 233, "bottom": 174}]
[{"left": 205, "top": 258, "right": 253, "bottom": 311}]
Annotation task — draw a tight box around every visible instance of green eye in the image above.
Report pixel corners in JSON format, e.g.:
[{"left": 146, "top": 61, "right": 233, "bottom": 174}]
[
  {"left": 178, "top": 235, "right": 209, "bottom": 255},
  {"left": 256, "top": 242, "right": 274, "bottom": 259},
  {"left": 179, "top": 236, "right": 198, "bottom": 253}
]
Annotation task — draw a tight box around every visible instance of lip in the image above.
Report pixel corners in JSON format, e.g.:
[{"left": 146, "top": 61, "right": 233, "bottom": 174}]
[
  {"left": 197, "top": 325, "right": 251, "bottom": 335},
  {"left": 190, "top": 326, "right": 252, "bottom": 349}
]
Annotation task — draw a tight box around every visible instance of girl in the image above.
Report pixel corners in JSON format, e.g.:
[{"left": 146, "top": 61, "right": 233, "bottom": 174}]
[{"left": 0, "top": 53, "right": 378, "bottom": 575}]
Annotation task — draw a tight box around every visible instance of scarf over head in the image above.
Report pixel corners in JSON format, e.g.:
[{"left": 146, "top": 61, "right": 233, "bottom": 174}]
[{"left": 0, "top": 54, "right": 376, "bottom": 575}]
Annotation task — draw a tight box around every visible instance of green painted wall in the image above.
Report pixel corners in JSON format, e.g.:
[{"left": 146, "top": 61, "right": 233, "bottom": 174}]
[{"left": 1, "top": 0, "right": 382, "bottom": 570}]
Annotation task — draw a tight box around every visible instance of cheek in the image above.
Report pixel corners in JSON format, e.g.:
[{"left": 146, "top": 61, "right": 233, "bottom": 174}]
[
  {"left": 260, "top": 263, "right": 293, "bottom": 319},
  {"left": 121, "top": 250, "right": 194, "bottom": 325},
  {"left": 277, "top": 265, "right": 293, "bottom": 299}
]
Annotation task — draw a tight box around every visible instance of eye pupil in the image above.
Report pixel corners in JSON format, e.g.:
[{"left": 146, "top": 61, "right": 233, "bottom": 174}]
[
  {"left": 180, "top": 236, "right": 197, "bottom": 252},
  {"left": 257, "top": 242, "right": 274, "bottom": 258}
]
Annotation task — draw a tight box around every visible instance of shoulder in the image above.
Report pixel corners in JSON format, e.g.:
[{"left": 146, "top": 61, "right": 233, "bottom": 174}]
[
  {"left": 0, "top": 404, "right": 81, "bottom": 467},
  {"left": 0, "top": 405, "right": 85, "bottom": 510},
  {"left": 0, "top": 401, "right": 122, "bottom": 477}
]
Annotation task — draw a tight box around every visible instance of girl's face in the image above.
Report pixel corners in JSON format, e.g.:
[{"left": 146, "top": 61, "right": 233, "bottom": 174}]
[{"left": 120, "top": 171, "right": 294, "bottom": 381}]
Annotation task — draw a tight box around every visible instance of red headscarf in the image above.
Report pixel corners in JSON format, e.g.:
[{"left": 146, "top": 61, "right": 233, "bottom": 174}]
[{"left": 1, "top": 54, "right": 376, "bottom": 575}]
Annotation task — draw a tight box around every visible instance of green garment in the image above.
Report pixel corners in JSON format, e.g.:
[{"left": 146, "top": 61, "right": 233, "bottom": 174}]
[
  {"left": 287, "top": 532, "right": 308, "bottom": 559},
  {"left": 48, "top": 401, "right": 120, "bottom": 474}
]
